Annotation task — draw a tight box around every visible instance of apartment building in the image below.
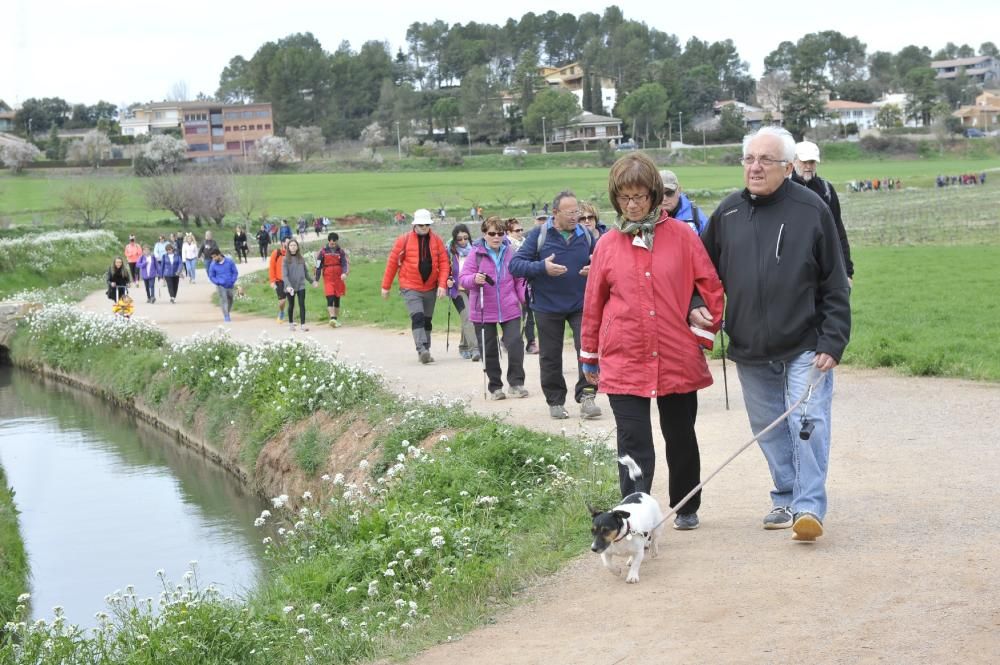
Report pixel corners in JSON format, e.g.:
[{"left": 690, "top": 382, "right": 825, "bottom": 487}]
[
  {"left": 181, "top": 102, "right": 273, "bottom": 159},
  {"left": 931, "top": 55, "right": 1000, "bottom": 84},
  {"left": 539, "top": 63, "right": 618, "bottom": 112},
  {"left": 121, "top": 101, "right": 274, "bottom": 160}
]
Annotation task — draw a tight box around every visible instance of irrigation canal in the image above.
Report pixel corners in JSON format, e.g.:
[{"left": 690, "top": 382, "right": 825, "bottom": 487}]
[{"left": 0, "top": 366, "right": 269, "bottom": 626}]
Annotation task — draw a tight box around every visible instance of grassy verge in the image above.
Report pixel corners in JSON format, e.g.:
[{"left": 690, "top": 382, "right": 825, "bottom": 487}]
[
  {"left": 0, "top": 465, "right": 28, "bottom": 625},
  {"left": 2, "top": 306, "right": 619, "bottom": 663},
  {"left": 0, "top": 230, "right": 120, "bottom": 301}
]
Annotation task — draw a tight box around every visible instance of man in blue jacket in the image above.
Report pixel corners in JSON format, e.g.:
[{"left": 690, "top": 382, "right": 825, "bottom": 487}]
[
  {"left": 207, "top": 248, "right": 239, "bottom": 323},
  {"left": 510, "top": 190, "right": 601, "bottom": 420},
  {"left": 660, "top": 169, "right": 709, "bottom": 235}
]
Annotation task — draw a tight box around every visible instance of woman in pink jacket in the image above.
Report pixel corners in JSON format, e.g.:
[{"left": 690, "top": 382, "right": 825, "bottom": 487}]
[
  {"left": 459, "top": 216, "right": 530, "bottom": 401},
  {"left": 581, "top": 153, "right": 724, "bottom": 531}
]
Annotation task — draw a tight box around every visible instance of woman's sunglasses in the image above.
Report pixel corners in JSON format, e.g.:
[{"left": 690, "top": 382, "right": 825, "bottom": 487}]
[{"left": 485, "top": 231, "right": 505, "bottom": 237}]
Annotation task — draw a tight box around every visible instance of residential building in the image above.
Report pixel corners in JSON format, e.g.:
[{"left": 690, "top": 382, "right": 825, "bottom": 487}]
[
  {"left": 825, "top": 100, "right": 879, "bottom": 129},
  {"left": 182, "top": 102, "right": 273, "bottom": 159},
  {"left": 0, "top": 100, "right": 14, "bottom": 132},
  {"left": 539, "top": 63, "right": 617, "bottom": 112},
  {"left": 931, "top": 56, "right": 1000, "bottom": 84},
  {"left": 550, "top": 111, "right": 622, "bottom": 149},
  {"left": 121, "top": 101, "right": 274, "bottom": 159},
  {"left": 120, "top": 102, "right": 184, "bottom": 136},
  {"left": 952, "top": 91, "right": 1000, "bottom": 131},
  {"left": 713, "top": 100, "right": 782, "bottom": 129}
]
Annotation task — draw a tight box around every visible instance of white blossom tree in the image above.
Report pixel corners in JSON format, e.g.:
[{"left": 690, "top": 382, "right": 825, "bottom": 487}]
[
  {"left": 0, "top": 142, "right": 42, "bottom": 174},
  {"left": 285, "top": 126, "right": 325, "bottom": 161},
  {"left": 360, "top": 122, "right": 386, "bottom": 158},
  {"left": 255, "top": 135, "right": 293, "bottom": 169},
  {"left": 134, "top": 135, "right": 188, "bottom": 175},
  {"left": 66, "top": 130, "right": 113, "bottom": 169}
]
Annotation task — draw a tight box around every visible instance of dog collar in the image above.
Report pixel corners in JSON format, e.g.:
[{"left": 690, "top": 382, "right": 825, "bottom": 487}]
[{"left": 613, "top": 519, "right": 650, "bottom": 543}]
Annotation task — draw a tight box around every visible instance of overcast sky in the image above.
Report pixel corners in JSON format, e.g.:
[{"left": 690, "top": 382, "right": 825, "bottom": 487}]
[{"left": 5, "top": 0, "right": 998, "bottom": 107}]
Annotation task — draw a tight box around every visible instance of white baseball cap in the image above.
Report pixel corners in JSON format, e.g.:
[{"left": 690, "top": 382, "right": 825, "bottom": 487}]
[
  {"left": 795, "top": 141, "right": 821, "bottom": 163},
  {"left": 411, "top": 209, "right": 434, "bottom": 225}
]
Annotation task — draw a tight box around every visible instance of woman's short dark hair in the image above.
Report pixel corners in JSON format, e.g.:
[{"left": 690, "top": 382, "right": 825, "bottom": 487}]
[
  {"left": 608, "top": 153, "right": 664, "bottom": 216},
  {"left": 328, "top": 232, "right": 339, "bottom": 242},
  {"left": 482, "top": 216, "right": 505, "bottom": 234}
]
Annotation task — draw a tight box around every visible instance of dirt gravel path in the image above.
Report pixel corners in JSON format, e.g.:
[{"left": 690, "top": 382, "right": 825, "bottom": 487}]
[{"left": 81, "top": 259, "right": 1000, "bottom": 664}]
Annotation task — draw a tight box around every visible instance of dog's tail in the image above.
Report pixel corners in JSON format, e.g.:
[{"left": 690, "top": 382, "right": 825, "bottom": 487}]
[{"left": 617, "top": 454, "right": 643, "bottom": 481}]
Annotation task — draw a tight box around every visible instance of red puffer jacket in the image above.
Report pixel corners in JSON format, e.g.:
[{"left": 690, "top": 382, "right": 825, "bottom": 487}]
[
  {"left": 580, "top": 212, "right": 724, "bottom": 398},
  {"left": 381, "top": 230, "right": 450, "bottom": 292}
]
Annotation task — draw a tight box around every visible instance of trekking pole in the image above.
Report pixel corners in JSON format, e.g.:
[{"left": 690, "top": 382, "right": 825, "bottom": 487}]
[
  {"left": 479, "top": 282, "right": 488, "bottom": 399},
  {"left": 446, "top": 302, "right": 452, "bottom": 353},
  {"left": 720, "top": 322, "right": 730, "bottom": 410}
]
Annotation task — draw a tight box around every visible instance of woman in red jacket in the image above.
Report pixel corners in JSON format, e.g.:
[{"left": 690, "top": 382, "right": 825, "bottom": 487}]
[
  {"left": 581, "top": 153, "right": 724, "bottom": 531},
  {"left": 381, "top": 209, "right": 450, "bottom": 364}
]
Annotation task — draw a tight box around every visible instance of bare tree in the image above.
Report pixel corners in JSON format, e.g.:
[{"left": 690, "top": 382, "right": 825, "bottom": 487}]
[
  {"left": 66, "top": 130, "right": 113, "bottom": 169},
  {"left": 234, "top": 174, "right": 266, "bottom": 222},
  {"left": 145, "top": 176, "right": 200, "bottom": 227},
  {"left": 61, "top": 183, "right": 124, "bottom": 228},
  {"left": 192, "top": 172, "right": 237, "bottom": 227},
  {"left": 756, "top": 71, "right": 791, "bottom": 116},
  {"left": 0, "top": 142, "right": 42, "bottom": 174},
  {"left": 285, "top": 126, "right": 325, "bottom": 161},
  {"left": 166, "top": 80, "right": 190, "bottom": 102}
]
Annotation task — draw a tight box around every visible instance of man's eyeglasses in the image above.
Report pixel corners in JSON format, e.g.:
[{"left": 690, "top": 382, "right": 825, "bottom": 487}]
[
  {"left": 740, "top": 156, "right": 788, "bottom": 168},
  {"left": 579, "top": 215, "right": 597, "bottom": 222},
  {"left": 615, "top": 193, "right": 649, "bottom": 206},
  {"left": 414, "top": 224, "right": 430, "bottom": 228},
  {"left": 485, "top": 231, "right": 505, "bottom": 237},
  {"left": 509, "top": 228, "right": 524, "bottom": 233},
  {"left": 557, "top": 209, "right": 579, "bottom": 216},
  {"left": 663, "top": 189, "right": 678, "bottom": 197}
]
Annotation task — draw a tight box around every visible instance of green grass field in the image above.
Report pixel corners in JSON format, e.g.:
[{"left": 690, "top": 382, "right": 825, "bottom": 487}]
[{"left": 2, "top": 156, "right": 998, "bottom": 228}]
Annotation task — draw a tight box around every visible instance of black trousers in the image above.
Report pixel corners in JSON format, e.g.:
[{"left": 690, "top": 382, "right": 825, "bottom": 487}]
[
  {"left": 474, "top": 319, "right": 525, "bottom": 392},
  {"left": 164, "top": 276, "right": 179, "bottom": 298},
  {"left": 258, "top": 242, "right": 269, "bottom": 259},
  {"left": 533, "top": 309, "right": 590, "bottom": 406},
  {"left": 288, "top": 289, "right": 307, "bottom": 324},
  {"left": 608, "top": 391, "right": 701, "bottom": 515}
]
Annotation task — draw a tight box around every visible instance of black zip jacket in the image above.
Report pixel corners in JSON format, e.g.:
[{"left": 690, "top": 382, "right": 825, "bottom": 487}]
[
  {"left": 697, "top": 179, "right": 851, "bottom": 364},
  {"left": 790, "top": 171, "right": 854, "bottom": 277}
]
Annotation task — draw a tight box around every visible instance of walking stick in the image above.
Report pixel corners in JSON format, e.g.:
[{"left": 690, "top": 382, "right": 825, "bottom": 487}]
[
  {"left": 479, "top": 282, "right": 488, "bottom": 399},
  {"left": 446, "top": 302, "right": 452, "bottom": 353},
  {"left": 720, "top": 321, "right": 730, "bottom": 410}
]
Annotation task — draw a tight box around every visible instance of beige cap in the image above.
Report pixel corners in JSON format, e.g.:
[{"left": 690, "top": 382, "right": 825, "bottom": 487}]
[
  {"left": 795, "top": 141, "right": 821, "bottom": 162},
  {"left": 659, "top": 169, "right": 680, "bottom": 193}
]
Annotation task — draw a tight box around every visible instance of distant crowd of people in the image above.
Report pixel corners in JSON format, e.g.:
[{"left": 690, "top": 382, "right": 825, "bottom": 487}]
[
  {"left": 936, "top": 173, "right": 987, "bottom": 187},
  {"left": 847, "top": 177, "right": 902, "bottom": 192}
]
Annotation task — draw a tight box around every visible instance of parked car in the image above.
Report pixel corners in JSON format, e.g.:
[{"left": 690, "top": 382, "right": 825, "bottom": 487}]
[
  {"left": 503, "top": 146, "right": 528, "bottom": 156},
  {"left": 964, "top": 128, "right": 986, "bottom": 138},
  {"left": 616, "top": 141, "right": 637, "bottom": 151}
]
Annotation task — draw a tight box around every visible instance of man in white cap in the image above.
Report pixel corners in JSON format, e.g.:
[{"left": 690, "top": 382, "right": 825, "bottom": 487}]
[
  {"left": 791, "top": 141, "right": 854, "bottom": 284},
  {"left": 660, "top": 169, "right": 709, "bottom": 235},
  {"left": 381, "top": 209, "right": 450, "bottom": 363}
]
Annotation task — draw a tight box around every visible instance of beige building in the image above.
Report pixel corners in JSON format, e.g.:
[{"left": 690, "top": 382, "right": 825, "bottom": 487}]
[
  {"left": 540, "top": 63, "right": 617, "bottom": 111},
  {"left": 952, "top": 91, "right": 1000, "bottom": 131},
  {"left": 931, "top": 56, "right": 1000, "bottom": 84},
  {"left": 550, "top": 111, "right": 623, "bottom": 149}
]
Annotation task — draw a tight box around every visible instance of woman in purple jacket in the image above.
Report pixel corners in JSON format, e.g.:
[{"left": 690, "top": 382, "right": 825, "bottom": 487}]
[
  {"left": 136, "top": 244, "right": 159, "bottom": 303},
  {"left": 459, "top": 216, "right": 529, "bottom": 400}
]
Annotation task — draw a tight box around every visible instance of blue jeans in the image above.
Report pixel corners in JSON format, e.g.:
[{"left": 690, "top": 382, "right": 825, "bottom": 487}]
[
  {"left": 736, "top": 351, "right": 834, "bottom": 520},
  {"left": 185, "top": 259, "right": 197, "bottom": 280}
]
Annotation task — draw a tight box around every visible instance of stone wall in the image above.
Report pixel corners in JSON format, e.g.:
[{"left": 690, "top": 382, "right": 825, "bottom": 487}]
[{"left": 0, "top": 302, "right": 39, "bottom": 362}]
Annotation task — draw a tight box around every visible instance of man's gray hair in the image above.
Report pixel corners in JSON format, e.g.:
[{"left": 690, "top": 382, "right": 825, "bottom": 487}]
[
  {"left": 743, "top": 126, "right": 796, "bottom": 162},
  {"left": 552, "top": 190, "right": 576, "bottom": 213}
]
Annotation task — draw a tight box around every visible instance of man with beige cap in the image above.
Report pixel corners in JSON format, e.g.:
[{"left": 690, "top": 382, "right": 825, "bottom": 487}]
[
  {"left": 660, "top": 170, "right": 709, "bottom": 235},
  {"left": 791, "top": 141, "right": 854, "bottom": 284}
]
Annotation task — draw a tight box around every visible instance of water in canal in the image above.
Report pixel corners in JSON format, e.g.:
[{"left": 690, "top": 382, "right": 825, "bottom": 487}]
[{"left": 0, "top": 366, "right": 269, "bottom": 626}]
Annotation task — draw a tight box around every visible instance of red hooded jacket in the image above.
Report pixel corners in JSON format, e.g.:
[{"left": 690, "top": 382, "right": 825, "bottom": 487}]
[{"left": 581, "top": 212, "right": 724, "bottom": 397}]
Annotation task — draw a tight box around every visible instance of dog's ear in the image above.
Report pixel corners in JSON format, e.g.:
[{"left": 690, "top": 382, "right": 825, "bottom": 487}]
[
  {"left": 612, "top": 509, "right": 631, "bottom": 520},
  {"left": 586, "top": 502, "right": 602, "bottom": 517}
]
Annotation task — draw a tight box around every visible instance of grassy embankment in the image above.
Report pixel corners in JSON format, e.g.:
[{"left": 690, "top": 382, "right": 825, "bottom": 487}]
[
  {"left": 1, "top": 305, "right": 618, "bottom": 663},
  {"left": 0, "top": 466, "right": 28, "bottom": 626}
]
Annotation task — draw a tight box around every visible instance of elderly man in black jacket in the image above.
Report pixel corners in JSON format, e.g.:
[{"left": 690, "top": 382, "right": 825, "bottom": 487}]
[{"left": 690, "top": 126, "right": 851, "bottom": 542}]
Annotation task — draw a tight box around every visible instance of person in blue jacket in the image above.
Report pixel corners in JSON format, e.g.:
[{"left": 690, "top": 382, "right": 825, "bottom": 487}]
[
  {"left": 158, "top": 243, "right": 184, "bottom": 303},
  {"left": 207, "top": 248, "right": 239, "bottom": 322},
  {"left": 136, "top": 244, "right": 159, "bottom": 304},
  {"left": 660, "top": 170, "right": 709, "bottom": 235},
  {"left": 509, "top": 190, "right": 602, "bottom": 421}
]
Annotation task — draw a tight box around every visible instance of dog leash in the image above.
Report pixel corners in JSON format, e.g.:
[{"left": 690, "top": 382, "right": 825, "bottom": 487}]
[{"left": 648, "top": 369, "right": 826, "bottom": 533}]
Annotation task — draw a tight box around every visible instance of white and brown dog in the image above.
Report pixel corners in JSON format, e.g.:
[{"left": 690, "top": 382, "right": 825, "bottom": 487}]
[{"left": 588, "top": 456, "right": 665, "bottom": 584}]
